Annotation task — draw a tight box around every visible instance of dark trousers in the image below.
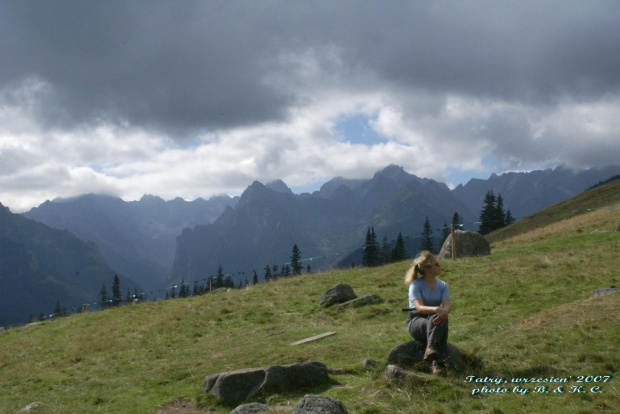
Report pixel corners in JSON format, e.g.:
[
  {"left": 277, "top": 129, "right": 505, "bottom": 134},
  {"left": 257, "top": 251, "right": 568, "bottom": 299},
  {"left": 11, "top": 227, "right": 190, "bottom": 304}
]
[{"left": 406, "top": 311, "right": 449, "bottom": 357}]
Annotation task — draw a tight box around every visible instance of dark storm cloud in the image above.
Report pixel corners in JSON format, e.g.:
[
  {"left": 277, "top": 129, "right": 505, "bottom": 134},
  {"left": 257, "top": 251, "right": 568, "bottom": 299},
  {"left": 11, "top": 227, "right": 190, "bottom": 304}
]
[{"left": 2, "top": 1, "right": 619, "bottom": 137}]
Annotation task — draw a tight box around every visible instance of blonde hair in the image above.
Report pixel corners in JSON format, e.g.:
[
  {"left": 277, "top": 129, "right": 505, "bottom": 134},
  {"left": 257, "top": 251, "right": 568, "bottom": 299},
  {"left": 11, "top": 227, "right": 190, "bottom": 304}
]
[{"left": 404, "top": 250, "right": 436, "bottom": 285}]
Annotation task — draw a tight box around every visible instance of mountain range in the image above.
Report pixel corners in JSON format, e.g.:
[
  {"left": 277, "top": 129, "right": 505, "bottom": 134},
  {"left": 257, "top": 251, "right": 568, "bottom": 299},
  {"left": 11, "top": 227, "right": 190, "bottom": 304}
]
[
  {"left": 2, "top": 163, "right": 619, "bottom": 325},
  {"left": 0, "top": 203, "right": 138, "bottom": 326}
]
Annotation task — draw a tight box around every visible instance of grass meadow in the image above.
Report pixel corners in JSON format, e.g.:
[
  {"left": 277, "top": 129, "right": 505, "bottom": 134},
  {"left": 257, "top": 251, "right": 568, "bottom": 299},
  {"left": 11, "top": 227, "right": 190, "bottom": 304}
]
[{"left": 1, "top": 182, "right": 618, "bottom": 413}]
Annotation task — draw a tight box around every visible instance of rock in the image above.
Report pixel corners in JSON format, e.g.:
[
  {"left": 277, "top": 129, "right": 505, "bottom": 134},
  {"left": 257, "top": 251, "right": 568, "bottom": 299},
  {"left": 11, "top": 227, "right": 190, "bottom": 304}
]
[
  {"left": 204, "top": 362, "right": 329, "bottom": 403},
  {"left": 231, "top": 402, "right": 272, "bottom": 413},
  {"left": 615, "top": 225, "right": 620, "bottom": 232},
  {"left": 590, "top": 230, "right": 608, "bottom": 234},
  {"left": 16, "top": 402, "right": 43, "bottom": 413},
  {"left": 319, "top": 284, "right": 356, "bottom": 307},
  {"left": 293, "top": 395, "right": 348, "bottom": 414},
  {"left": 594, "top": 288, "right": 620, "bottom": 297},
  {"left": 384, "top": 365, "right": 426, "bottom": 381},
  {"left": 387, "top": 340, "right": 464, "bottom": 370},
  {"left": 338, "top": 294, "right": 382, "bottom": 307},
  {"left": 438, "top": 230, "right": 490, "bottom": 259},
  {"left": 362, "top": 359, "right": 377, "bottom": 368}
]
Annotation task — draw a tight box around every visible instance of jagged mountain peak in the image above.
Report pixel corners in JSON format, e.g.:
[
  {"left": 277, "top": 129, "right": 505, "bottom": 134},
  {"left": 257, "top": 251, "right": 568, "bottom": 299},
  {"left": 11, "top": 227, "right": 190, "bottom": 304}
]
[{"left": 266, "top": 179, "right": 293, "bottom": 194}]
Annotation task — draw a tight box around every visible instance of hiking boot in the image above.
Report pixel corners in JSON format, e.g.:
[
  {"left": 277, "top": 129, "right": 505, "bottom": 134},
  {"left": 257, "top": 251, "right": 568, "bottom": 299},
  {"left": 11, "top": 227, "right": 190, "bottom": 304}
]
[
  {"left": 423, "top": 342, "right": 439, "bottom": 362},
  {"left": 431, "top": 360, "right": 445, "bottom": 375}
]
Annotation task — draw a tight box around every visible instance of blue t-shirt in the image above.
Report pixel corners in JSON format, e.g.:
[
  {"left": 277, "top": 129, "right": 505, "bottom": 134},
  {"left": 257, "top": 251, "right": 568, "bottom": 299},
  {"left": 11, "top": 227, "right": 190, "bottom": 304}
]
[{"left": 409, "top": 278, "right": 450, "bottom": 309}]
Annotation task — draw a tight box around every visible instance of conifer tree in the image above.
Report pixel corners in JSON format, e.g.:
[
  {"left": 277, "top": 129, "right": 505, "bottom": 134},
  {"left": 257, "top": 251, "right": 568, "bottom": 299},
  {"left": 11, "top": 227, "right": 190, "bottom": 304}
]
[
  {"left": 380, "top": 235, "right": 391, "bottom": 264},
  {"left": 452, "top": 212, "right": 461, "bottom": 229},
  {"left": 421, "top": 216, "right": 435, "bottom": 253},
  {"left": 216, "top": 265, "right": 224, "bottom": 288},
  {"left": 505, "top": 209, "right": 515, "bottom": 225},
  {"left": 478, "top": 190, "right": 497, "bottom": 235},
  {"left": 99, "top": 284, "right": 109, "bottom": 310},
  {"left": 362, "top": 227, "right": 380, "bottom": 267},
  {"left": 390, "top": 232, "right": 409, "bottom": 262},
  {"left": 263, "top": 264, "right": 272, "bottom": 282},
  {"left": 252, "top": 270, "right": 259, "bottom": 285},
  {"left": 306, "top": 264, "right": 312, "bottom": 274},
  {"left": 291, "top": 244, "right": 303, "bottom": 275},
  {"left": 112, "top": 275, "right": 122, "bottom": 307}
]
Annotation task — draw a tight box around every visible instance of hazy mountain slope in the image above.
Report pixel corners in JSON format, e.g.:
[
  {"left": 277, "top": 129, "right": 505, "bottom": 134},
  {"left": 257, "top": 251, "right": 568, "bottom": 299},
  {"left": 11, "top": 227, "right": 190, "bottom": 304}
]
[
  {"left": 452, "top": 164, "right": 620, "bottom": 219},
  {"left": 23, "top": 194, "right": 236, "bottom": 290},
  {"left": 0, "top": 203, "right": 135, "bottom": 326}
]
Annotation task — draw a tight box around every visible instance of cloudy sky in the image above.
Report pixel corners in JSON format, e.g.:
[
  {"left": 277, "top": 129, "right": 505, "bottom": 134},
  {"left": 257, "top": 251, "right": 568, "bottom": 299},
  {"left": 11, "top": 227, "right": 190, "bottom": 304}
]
[{"left": 1, "top": 1, "right": 619, "bottom": 212}]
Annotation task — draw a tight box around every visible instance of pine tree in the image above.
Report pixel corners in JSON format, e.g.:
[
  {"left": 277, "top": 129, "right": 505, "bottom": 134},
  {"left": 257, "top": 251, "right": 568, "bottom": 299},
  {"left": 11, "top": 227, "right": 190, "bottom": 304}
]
[
  {"left": 99, "top": 284, "right": 109, "bottom": 310},
  {"left": 421, "top": 216, "right": 435, "bottom": 253},
  {"left": 291, "top": 244, "right": 303, "bottom": 275},
  {"left": 306, "top": 264, "right": 312, "bottom": 274},
  {"left": 494, "top": 193, "right": 506, "bottom": 230},
  {"left": 505, "top": 209, "right": 515, "bottom": 225},
  {"left": 380, "top": 235, "right": 391, "bottom": 265},
  {"left": 252, "top": 270, "right": 259, "bottom": 285},
  {"left": 478, "top": 190, "right": 497, "bottom": 235},
  {"left": 216, "top": 265, "right": 224, "bottom": 288},
  {"left": 390, "top": 232, "right": 409, "bottom": 262},
  {"left": 452, "top": 212, "right": 461, "bottom": 229},
  {"left": 362, "top": 227, "right": 380, "bottom": 267},
  {"left": 263, "top": 264, "right": 272, "bottom": 282},
  {"left": 112, "top": 275, "right": 122, "bottom": 307}
]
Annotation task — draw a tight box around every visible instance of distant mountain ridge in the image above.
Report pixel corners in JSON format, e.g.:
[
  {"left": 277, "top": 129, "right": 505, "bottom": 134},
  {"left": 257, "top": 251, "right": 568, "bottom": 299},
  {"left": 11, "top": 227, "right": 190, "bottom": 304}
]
[
  {"left": 452, "top": 165, "right": 620, "bottom": 219},
  {"left": 23, "top": 194, "right": 237, "bottom": 291},
  {"left": 168, "top": 165, "right": 475, "bottom": 285},
  {"left": 0, "top": 203, "right": 136, "bottom": 326},
  {"left": 18, "top": 163, "right": 620, "bottom": 293}
]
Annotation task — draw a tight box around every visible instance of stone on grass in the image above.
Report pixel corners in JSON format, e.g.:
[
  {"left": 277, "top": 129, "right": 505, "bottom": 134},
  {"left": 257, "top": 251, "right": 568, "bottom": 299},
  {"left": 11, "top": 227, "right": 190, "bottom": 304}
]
[
  {"left": 388, "top": 340, "right": 464, "bottom": 370},
  {"left": 293, "top": 395, "right": 347, "bottom": 414},
  {"left": 230, "top": 402, "right": 272, "bottom": 413},
  {"left": 384, "top": 365, "right": 426, "bottom": 381},
  {"left": 319, "top": 284, "right": 356, "bottom": 307},
  {"left": 204, "top": 362, "right": 329, "bottom": 404},
  {"left": 438, "top": 230, "right": 490, "bottom": 259},
  {"left": 594, "top": 288, "right": 620, "bottom": 297},
  {"left": 338, "top": 294, "right": 382, "bottom": 307}
]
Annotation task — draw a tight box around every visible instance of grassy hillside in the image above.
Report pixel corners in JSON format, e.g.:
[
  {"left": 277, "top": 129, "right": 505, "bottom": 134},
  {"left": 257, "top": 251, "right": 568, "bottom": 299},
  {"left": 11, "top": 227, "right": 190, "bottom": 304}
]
[{"left": 1, "top": 187, "right": 619, "bottom": 413}]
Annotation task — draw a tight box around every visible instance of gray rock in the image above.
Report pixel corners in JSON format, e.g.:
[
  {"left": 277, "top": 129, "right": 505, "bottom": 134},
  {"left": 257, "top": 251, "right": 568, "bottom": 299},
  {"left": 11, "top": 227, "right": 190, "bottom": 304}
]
[
  {"left": 319, "top": 284, "right": 356, "bottom": 307},
  {"left": 16, "top": 402, "right": 43, "bottom": 413},
  {"left": 204, "top": 362, "right": 329, "bottom": 403},
  {"left": 387, "top": 340, "right": 464, "bottom": 370},
  {"left": 594, "top": 288, "right": 620, "bottom": 297},
  {"left": 293, "top": 395, "right": 347, "bottom": 414},
  {"left": 615, "top": 225, "right": 620, "bottom": 232},
  {"left": 384, "top": 365, "right": 426, "bottom": 381},
  {"left": 338, "top": 294, "right": 382, "bottom": 308},
  {"left": 362, "top": 359, "right": 377, "bottom": 368},
  {"left": 231, "top": 402, "right": 272, "bottom": 413},
  {"left": 438, "top": 230, "right": 490, "bottom": 259}
]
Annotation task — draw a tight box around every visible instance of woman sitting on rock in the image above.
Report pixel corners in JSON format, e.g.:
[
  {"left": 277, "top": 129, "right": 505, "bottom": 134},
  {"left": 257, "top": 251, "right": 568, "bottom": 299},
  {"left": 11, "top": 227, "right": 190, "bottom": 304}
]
[{"left": 405, "top": 250, "right": 451, "bottom": 375}]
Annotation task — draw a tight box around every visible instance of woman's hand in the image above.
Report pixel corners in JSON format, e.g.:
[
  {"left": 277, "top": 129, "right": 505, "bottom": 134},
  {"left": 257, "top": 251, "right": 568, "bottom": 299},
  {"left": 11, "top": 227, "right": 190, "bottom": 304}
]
[{"left": 433, "top": 306, "right": 448, "bottom": 325}]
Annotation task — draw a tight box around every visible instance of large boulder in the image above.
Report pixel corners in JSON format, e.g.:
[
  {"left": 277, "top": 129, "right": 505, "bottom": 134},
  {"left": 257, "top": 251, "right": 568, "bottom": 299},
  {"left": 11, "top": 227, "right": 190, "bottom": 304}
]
[
  {"left": 319, "top": 284, "right": 356, "bottom": 307},
  {"left": 438, "top": 230, "right": 490, "bottom": 259},
  {"left": 204, "top": 362, "right": 329, "bottom": 403},
  {"left": 387, "top": 340, "right": 464, "bottom": 370},
  {"left": 293, "top": 395, "right": 348, "bottom": 414}
]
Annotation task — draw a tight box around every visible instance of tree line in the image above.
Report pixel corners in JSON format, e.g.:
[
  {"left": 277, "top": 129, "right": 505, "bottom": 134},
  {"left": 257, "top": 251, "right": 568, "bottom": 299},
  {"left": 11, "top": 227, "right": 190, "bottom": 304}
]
[{"left": 361, "top": 190, "right": 515, "bottom": 263}]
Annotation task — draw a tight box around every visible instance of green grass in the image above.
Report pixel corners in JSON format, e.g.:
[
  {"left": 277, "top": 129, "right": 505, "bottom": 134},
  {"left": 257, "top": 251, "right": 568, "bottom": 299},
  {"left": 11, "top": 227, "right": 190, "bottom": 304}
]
[{"left": 1, "top": 190, "right": 619, "bottom": 413}]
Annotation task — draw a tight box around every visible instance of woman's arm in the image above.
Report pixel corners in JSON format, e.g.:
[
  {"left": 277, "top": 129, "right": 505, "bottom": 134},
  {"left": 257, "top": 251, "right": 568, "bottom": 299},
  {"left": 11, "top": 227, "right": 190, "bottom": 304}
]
[{"left": 413, "top": 298, "right": 451, "bottom": 325}]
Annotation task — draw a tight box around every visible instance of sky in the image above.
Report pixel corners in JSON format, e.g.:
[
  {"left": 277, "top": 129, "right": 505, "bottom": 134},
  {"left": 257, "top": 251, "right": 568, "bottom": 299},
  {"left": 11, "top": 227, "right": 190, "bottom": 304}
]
[{"left": 1, "top": 1, "right": 619, "bottom": 212}]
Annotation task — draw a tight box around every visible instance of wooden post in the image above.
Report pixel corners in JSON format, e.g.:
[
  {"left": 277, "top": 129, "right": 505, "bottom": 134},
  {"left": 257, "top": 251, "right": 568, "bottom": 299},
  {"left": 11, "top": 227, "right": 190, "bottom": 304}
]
[
  {"left": 83, "top": 304, "right": 88, "bottom": 312},
  {"left": 451, "top": 224, "right": 456, "bottom": 261}
]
